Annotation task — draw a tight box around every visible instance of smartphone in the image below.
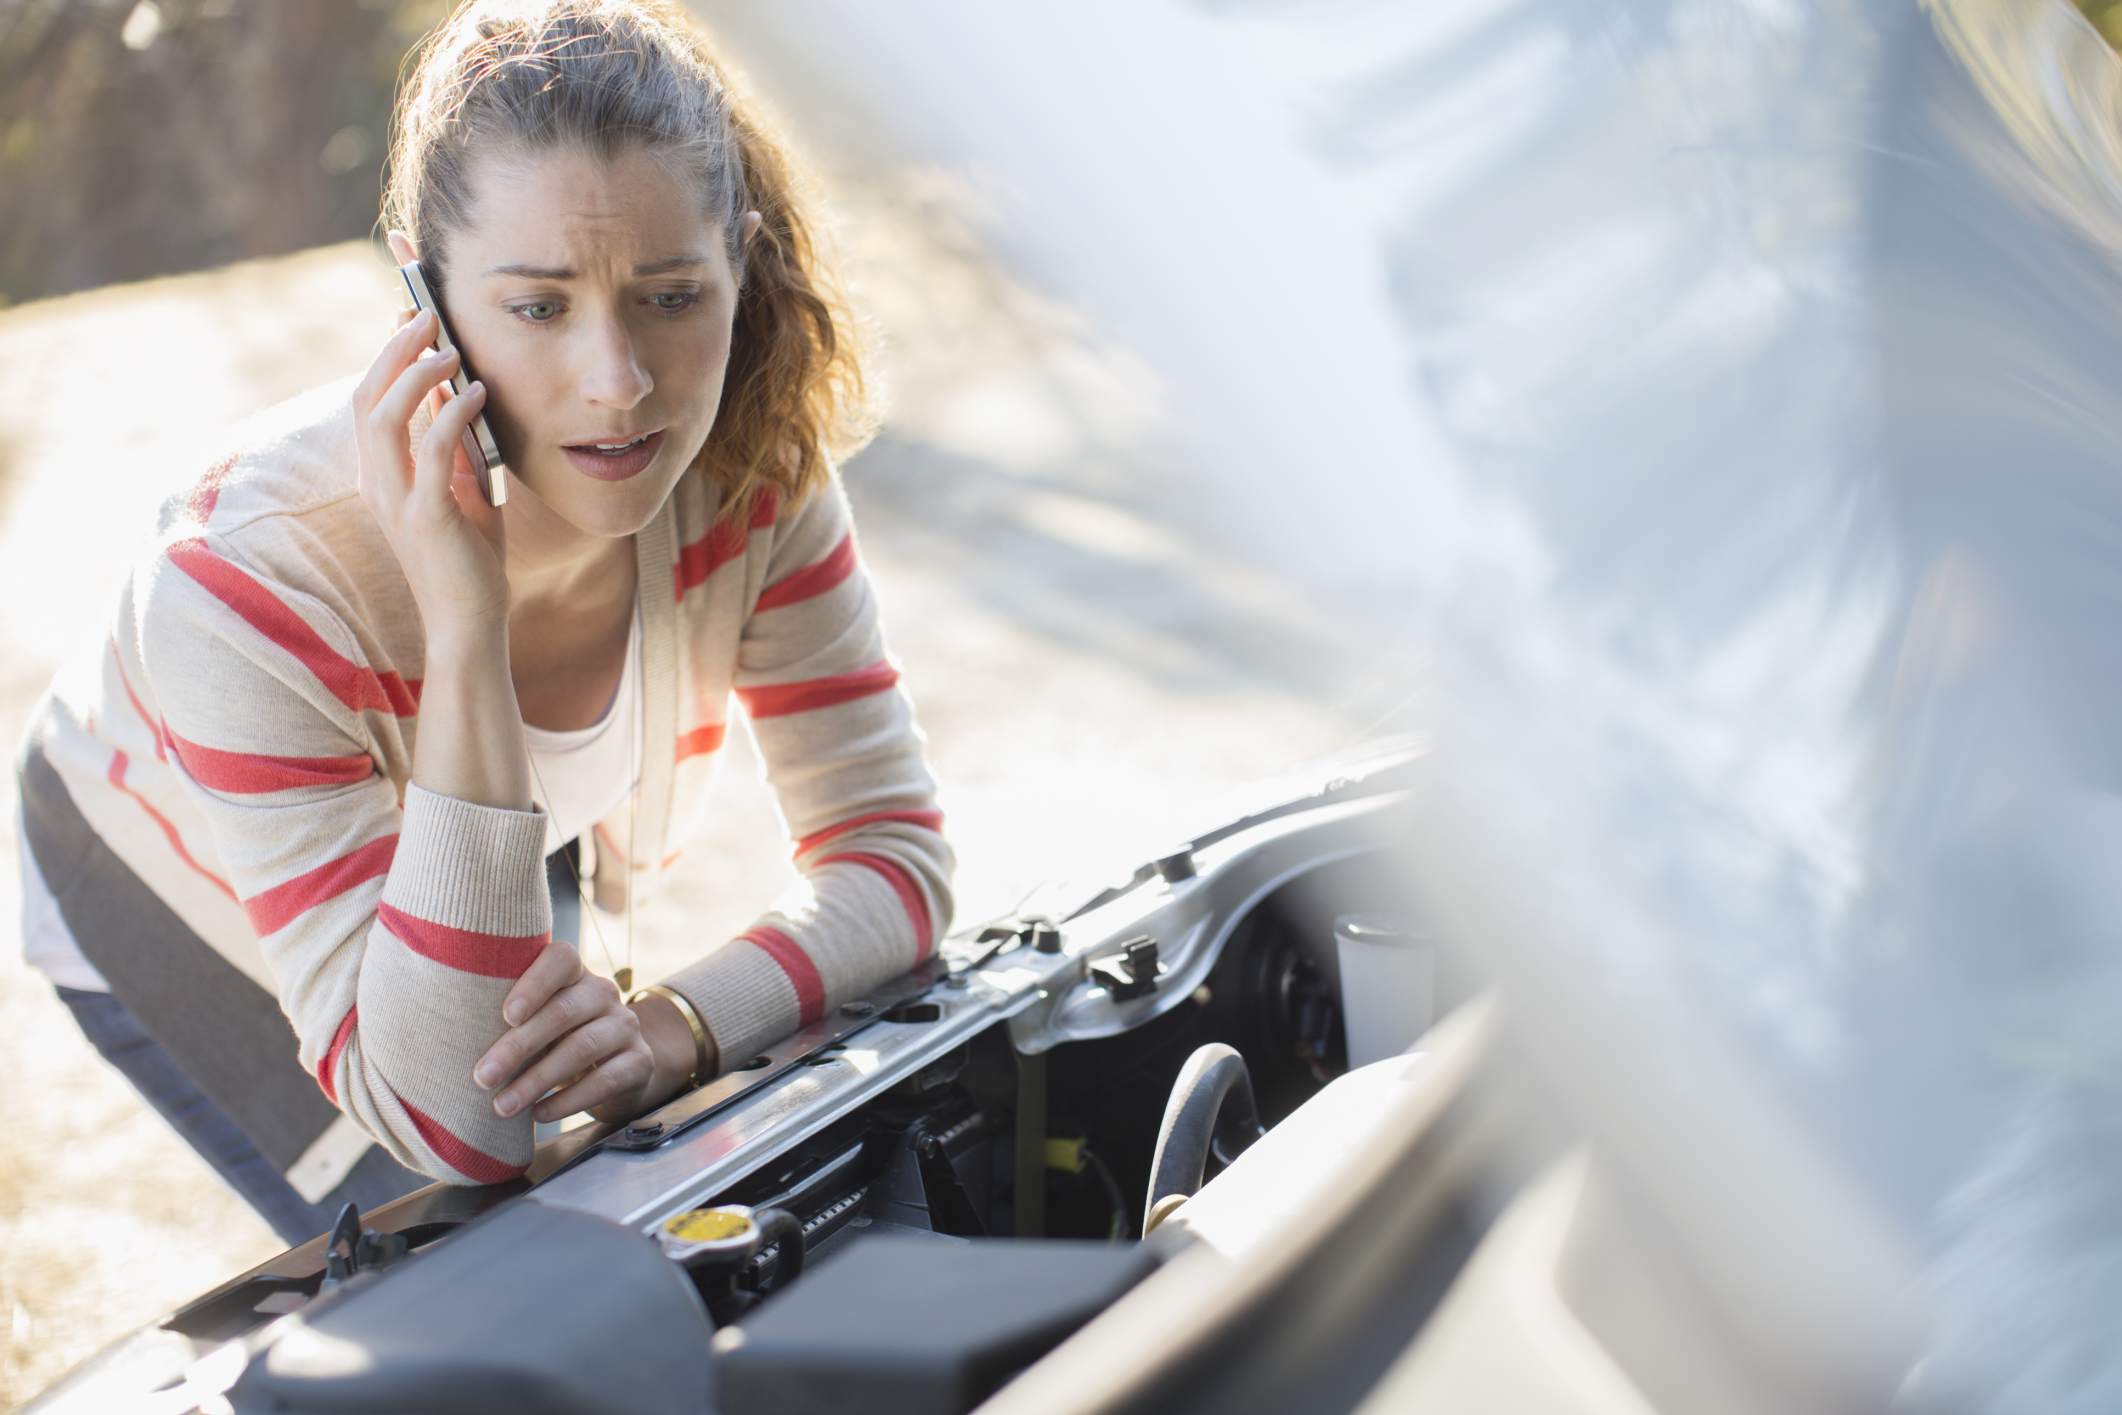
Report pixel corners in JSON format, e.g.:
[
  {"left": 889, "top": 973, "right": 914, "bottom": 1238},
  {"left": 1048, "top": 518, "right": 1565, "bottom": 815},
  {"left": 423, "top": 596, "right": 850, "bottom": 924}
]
[{"left": 396, "top": 261, "right": 508, "bottom": 507}]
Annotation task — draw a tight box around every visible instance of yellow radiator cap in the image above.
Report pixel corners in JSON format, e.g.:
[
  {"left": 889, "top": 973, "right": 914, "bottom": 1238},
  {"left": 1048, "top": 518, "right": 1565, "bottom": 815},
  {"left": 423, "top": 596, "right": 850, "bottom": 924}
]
[{"left": 662, "top": 1206, "right": 754, "bottom": 1245}]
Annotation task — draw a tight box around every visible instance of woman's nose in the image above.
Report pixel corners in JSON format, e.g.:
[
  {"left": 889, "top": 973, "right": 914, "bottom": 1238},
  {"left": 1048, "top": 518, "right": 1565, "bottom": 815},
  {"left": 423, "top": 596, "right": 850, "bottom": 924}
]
[{"left": 580, "top": 318, "right": 653, "bottom": 410}]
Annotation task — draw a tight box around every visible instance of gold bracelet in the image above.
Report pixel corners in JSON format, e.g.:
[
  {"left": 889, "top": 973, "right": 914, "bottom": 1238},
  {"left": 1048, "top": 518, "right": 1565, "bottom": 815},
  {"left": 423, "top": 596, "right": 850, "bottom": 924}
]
[{"left": 629, "top": 983, "right": 712, "bottom": 1087}]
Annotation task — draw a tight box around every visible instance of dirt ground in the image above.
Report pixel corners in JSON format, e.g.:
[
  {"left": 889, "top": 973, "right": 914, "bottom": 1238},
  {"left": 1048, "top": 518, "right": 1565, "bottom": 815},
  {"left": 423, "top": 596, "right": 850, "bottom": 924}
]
[{"left": 0, "top": 177, "right": 1392, "bottom": 1402}]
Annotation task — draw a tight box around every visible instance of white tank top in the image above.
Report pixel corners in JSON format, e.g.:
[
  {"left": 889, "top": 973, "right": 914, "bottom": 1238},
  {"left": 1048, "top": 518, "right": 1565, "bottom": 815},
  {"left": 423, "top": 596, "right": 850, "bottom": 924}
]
[{"left": 522, "top": 601, "right": 643, "bottom": 858}]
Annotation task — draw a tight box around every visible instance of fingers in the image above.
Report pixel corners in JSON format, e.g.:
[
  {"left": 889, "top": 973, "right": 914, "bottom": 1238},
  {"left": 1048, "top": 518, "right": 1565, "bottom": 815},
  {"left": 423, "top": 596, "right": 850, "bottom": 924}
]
[
  {"left": 371, "top": 345, "right": 461, "bottom": 453},
  {"left": 475, "top": 949, "right": 603, "bottom": 1095},
  {"left": 355, "top": 345, "right": 463, "bottom": 519},
  {"left": 352, "top": 307, "right": 438, "bottom": 414},
  {"left": 504, "top": 938, "right": 584, "bottom": 1028},
  {"left": 532, "top": 1042, "right": 655, "bottom": 1124},
  {"left": 417, "top": 378, "right": 487, "bottom": 506},
  {"left": 492, "top": 1004, "right": 643, "bottom": 1120},
  {"left": 472, "top": 945, "right": 584, "bottom": 1090},
  {"left": 347, "top": 295, "right": 513, "bottom": 627}
]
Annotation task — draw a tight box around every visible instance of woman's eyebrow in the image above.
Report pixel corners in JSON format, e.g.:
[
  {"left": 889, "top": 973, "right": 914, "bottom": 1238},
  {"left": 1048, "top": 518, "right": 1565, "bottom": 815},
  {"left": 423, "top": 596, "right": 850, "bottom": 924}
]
[{"left": 483, "top": 253, "right": 709, "bottom": 279}]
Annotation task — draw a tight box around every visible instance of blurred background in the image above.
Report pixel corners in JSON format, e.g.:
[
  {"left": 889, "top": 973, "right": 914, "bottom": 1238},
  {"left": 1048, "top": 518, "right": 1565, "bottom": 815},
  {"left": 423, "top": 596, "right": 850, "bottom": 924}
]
[
  {"left": 1, "top": 1, "right": 442, "bottom": 305},
  {"left": 0, "top": 1, "right": 448, "bottom": 306},
  {"left": 14, "top": 1, "right": 2122, "bottom": 1411}
]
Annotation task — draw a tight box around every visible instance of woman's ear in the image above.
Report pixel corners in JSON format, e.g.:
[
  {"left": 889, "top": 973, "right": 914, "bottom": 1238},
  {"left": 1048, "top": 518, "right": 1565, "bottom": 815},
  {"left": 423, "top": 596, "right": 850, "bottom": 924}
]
[
  {"left": 738, "top": 210, "right": 763, "bottom": 249},
  {"left": 385, "top": 229, "right": 420, "bottom": 268}
]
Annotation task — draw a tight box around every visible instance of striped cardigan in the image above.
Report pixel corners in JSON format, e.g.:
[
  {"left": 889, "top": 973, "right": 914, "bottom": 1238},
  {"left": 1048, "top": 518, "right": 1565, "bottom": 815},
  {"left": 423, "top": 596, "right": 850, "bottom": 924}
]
[{"left": 16, "top": 377, "right": 953, "bottom": 1186}]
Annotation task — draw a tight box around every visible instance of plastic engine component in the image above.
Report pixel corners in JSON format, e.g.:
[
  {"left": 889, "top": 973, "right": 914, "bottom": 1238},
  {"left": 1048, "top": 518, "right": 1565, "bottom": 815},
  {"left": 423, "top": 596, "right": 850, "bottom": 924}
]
[
  {"left": 710, "top": 1235, "right": 1158, "bottom": 1415},
  {"left": 226, "top": 1202, "right": 712, "bottom": 1414}
]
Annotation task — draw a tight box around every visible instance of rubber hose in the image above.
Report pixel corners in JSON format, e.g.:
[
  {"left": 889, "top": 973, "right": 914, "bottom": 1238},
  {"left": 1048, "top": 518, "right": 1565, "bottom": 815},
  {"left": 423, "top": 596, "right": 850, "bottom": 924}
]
[
  {"left": 1144, "top": 1043, "right": 1265, "bottom": 1224},
  {"left": 751, "top": 1206, "right": 805, "bottom": 1290}
]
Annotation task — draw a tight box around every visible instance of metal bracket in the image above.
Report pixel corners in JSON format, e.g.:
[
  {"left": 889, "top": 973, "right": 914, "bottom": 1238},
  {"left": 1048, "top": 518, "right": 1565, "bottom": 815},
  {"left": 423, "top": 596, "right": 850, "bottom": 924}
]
[
  {"left": 1088, "top": 934, "right": 1166, "bottom": 1000},
  {"left": 949, "top": 915, "right": 1063, "bottom": 977}
]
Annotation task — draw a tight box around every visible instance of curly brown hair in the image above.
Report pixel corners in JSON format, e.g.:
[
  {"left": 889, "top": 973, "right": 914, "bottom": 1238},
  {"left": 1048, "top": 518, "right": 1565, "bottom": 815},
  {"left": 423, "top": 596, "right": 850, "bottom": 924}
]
[{"left": 379, "top": 0, "right": 873, "bottom": 521}]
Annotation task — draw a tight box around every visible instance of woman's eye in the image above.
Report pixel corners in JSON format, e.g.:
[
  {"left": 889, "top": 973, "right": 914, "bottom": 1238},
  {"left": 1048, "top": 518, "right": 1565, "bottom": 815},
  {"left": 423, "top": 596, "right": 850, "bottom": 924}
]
[
  {"left": 512, "top": 302, "right": 560, "bottom": 324},
  {"left": 649, "top": 291, "right": 700, "bottom": 313}
]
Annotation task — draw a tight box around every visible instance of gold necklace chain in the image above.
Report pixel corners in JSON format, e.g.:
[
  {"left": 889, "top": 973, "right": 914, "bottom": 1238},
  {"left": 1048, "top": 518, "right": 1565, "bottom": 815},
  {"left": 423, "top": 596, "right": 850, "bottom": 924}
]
[{"left": 522, "top": 599, "right": 638, "bottom": 992}]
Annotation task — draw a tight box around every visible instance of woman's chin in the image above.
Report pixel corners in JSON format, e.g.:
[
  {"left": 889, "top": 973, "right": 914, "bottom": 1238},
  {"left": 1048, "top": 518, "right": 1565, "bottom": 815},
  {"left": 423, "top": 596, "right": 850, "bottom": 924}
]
[{"left": 508, "top": 462, "right": 672, "bottom": 539}]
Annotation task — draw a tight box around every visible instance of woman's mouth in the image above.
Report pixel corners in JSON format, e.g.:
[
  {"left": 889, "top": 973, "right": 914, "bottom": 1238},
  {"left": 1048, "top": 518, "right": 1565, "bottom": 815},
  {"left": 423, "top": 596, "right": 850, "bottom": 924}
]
[{"left": 562, "top": 428, "right": 665, "bottom": 482}]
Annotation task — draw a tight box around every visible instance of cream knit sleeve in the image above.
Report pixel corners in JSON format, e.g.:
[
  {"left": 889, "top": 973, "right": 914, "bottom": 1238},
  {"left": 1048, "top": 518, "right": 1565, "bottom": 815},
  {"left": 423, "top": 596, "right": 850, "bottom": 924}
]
[
  {"left": 659, "top": 477, "right": 955, "bottom": 1069},
  {"left": 135, "top": 528, "right": 549, "bottom": 1184}
]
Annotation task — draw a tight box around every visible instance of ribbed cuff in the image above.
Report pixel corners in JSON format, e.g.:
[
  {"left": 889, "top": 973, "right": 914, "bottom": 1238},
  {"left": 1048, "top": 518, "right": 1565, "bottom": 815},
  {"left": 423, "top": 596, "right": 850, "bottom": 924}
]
[
  {"left": 384, "top": 782, "right": 553, "bottom": 938},
  {"left": 660, "top": 939, "right": 797, "bottom": 1074}
]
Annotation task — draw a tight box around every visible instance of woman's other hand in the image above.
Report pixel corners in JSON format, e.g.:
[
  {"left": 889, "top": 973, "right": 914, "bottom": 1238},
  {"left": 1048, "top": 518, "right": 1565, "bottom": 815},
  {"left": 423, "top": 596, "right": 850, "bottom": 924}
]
[
  {"left": 351, "top": 296, "right": 509, "bottom": 639},
  {"left": 473, "top": 938, "right": 657, "bottom": 1125}
]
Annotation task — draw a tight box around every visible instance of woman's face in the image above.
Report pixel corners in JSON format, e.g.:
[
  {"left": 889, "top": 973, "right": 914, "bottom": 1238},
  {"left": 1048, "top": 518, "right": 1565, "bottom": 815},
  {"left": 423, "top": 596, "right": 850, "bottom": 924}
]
[{"left": 432, "top": 143, "right": 746, "bottom": 540}]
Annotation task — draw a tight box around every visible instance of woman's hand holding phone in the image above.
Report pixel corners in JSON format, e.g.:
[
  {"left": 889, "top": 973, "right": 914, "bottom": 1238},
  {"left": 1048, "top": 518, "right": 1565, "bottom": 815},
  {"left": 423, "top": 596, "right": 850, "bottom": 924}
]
[
  {"left": 358, "top": 302, "right": 534, "bottom": 812},
  {"left": 351, "top": 305, "right": 510, "bottom": 640}
]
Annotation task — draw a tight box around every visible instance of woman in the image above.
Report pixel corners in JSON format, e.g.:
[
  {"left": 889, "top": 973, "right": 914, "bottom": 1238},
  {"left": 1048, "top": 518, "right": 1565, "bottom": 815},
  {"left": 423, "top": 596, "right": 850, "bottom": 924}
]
[{"left": 12, "top": 0, "right": 952, "bottom": 1245}]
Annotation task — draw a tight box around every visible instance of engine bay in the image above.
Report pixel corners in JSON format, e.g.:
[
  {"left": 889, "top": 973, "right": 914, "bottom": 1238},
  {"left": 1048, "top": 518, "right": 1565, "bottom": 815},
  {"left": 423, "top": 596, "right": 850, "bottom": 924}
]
[{"left": 32, "top": 752, "right": 1451, "bottom": 1414}]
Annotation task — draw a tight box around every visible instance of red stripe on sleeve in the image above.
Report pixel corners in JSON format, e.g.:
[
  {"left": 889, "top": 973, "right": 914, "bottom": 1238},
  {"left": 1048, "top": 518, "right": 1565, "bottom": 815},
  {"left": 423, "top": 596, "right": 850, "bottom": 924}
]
[
  {"left": 104, "top": 748, "right": 238, "bottom": 901},
  {"left": 397, "top": 1094, "right": 526, "bottom": 1185},
  {"left": 109, "top": 639, "right": 170, "bottom": 762},
  {"left": 676, "top": 721, "right": 727, "bottom": 762},
  {"left": 382, "top": 674, "right": 421, "bottom": 714},
  {"left": 167, "top": 729, "right": 374, "bottom": 794},
  {"left": 794, "top": 808, "right": 944, "bottom": 857},
  {"left": 737, "top": 660, "right": 899, "bottom": 720},
  {"left": 375, "top": 900, "right": 547, "bottom": 979},
  {"left": 742, "top": 926, "right": 826, "bottom": 1026},
  {"left": 316, "top": 1004, "right": 358, "bottom": 1104},
  {"left": 755, "top": 532, "right": 857, "bottom": 612},
  {"left": 241, "top": 832, "right": 398, "bottom": 938},
  {"left": 673, "top": 489, "right": 780, "bottom": 600},
  {"left": 186, "top": 454, "right": 237, "bottom": 527},
  {"left": 819, "top": 851, "right": 936, "bottom": 962},
  {"left": 166, "top": 539, "right": 419, "bottom": 717}
]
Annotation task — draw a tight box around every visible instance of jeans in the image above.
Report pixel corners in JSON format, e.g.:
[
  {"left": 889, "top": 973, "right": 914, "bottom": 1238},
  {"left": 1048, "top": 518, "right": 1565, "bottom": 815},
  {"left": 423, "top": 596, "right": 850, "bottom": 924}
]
[
  {"left": 52, "top": 841, "right": 586, "bottom": 1248},
  {"left": 55, "top": 983, "right": 429, "bottom": 1246}
]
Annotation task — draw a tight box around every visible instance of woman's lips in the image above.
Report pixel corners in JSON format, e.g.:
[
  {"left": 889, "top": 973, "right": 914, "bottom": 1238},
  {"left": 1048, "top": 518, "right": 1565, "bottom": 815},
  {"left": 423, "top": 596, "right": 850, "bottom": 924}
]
[{"left": 562, "top": 429, "right": 665, "bottom": 482}]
